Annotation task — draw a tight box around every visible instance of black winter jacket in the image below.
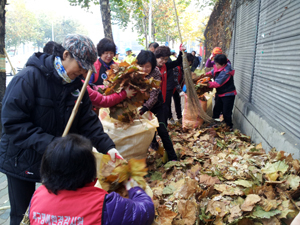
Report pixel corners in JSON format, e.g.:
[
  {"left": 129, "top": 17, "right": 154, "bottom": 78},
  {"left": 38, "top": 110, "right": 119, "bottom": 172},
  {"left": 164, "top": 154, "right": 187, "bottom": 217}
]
[{"left": 0, "top": 53, "right": 115, "bottom": 182}]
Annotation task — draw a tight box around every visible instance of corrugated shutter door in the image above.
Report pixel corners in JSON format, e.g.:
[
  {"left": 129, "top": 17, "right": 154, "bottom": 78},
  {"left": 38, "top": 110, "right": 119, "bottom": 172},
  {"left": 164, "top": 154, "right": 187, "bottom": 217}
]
[
  {"left": 234, "top": 1, "right": 260, "bottom": 101},
  {"left": 227, "top": 0, "right": 236, "bottom": 63},
  {"left": 252, "top": 0, "right": 300, "bottom": 140}
]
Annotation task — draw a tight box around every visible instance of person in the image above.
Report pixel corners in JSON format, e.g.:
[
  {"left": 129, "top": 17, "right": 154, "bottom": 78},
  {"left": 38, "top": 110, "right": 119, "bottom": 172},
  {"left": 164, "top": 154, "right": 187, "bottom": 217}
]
[
  {"left": 170, "top": 50, "right": 177, "bottom": 61},
  {"left": 154, "top": 45, "right": 184, "bottom": 125},
  {"left": 27, "top": 134, "right": 155, "bottom": 225},
  {"left": 204, "top": 54, "right": 236, "bottom": 128},
  {"left": 124, "top": 47, "right": 136, "bottom": 64},
  {"left": 0, "top": 34, "right": 123, "bottom": 225},
  {"left": 113, "top": 52, "right": 120, "bottom": 63},
  {"left": 45, "top": 41, "right": 136, "bottom": 110},
  {"left": 43, "top": 41, "right": 57, "bottom": 55},
  {"left": 137, "top": 50, "right": 178, "bottom": 161},
  {"left": 148, "top": 42, "right": 159, "bottom": 53},
  {"left": 191, "top": 50, "right": 200, "bottom": 72},
  {"left": 205, "top": 47, "right": 231, "bottom": 68},
  {"left": 197, "top": 53, "right": 202, "bottom": 66},
  {"left": 89, "top": 38, "right": 117, "bottom": 85},
  {"left": 169, "top": 53, "right": 195, "bottom": 123}
]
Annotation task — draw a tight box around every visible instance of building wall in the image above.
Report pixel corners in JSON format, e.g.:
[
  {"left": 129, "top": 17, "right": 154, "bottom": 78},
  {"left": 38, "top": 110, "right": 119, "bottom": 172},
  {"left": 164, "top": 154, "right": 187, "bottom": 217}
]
[{"left": 205, "top": 0, "right": 300, "bottom": 157}]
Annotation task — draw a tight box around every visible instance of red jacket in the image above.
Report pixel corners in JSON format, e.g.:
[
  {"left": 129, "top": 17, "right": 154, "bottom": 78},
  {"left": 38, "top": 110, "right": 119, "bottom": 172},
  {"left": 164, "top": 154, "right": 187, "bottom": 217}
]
[
  {"left": 29, "top": 182, "right": 107, "bottom": 225},
  {"left": 29, "top": 183, "right": 155, "bottom": 225},
  {"left": 159, "top": 65, "right": 167, "bottom": 102},
  {"left": 84, "top": 81, "right": 127, "bottom": 108}
]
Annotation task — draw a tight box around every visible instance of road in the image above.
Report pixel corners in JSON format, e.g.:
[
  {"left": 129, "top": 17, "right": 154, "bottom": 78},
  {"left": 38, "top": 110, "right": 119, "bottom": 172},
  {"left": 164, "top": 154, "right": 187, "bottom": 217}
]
[{"left": 0, "top": 173, "right": 9, "bottom": 225}]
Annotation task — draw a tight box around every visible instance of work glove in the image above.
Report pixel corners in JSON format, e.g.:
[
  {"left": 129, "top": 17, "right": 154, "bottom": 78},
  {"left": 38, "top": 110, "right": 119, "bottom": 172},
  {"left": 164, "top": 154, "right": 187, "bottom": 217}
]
[
  {"left": 107, "top": 148, "right": 123, "bottom": 162},
  {"left": 179, "top": 44, "right": 186, "bottom": 52},
  {"left": 209, "top": 53, "right": 215, "bottom": 60},
  {"left": 179, "top": 91, "right": 185, "bottom": 97},
  {"left": 124, "top": 178, "right": 141, "bottom": 191},
  {"left": 139, "top": 106, "right": 148, "bottom": 115},
  {"left": 125, "top": 86, "right": 136, "bottom": 98}
]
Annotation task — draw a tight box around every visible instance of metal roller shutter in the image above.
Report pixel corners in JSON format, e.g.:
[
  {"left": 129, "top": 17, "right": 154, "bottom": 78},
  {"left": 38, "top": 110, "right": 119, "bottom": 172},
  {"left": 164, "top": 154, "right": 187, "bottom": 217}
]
[
  {"left": 234, "top": 0, "right": 260, "bottom": 101},
  {"left": 252, "top": 0, "right": 300, "bottom": 140}
]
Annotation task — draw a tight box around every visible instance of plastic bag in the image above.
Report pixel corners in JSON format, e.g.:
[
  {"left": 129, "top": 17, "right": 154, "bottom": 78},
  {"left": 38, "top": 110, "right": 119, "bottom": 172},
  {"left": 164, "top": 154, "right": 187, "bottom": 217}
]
[
  {"left": 99, "top": 108, "right": 159, "bottom": 159},
  {"left": 182, "top": 94, "right": 207, "bottom": 129}
]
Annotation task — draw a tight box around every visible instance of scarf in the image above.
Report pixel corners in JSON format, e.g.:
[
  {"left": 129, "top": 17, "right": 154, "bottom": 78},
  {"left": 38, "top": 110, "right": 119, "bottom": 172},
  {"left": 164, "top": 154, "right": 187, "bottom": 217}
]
[
  {"left": 98, "top": 57, "right": 114, "bottom": 70},
  {"left": 54, "top": 56, "right": 73, "bottom": 83}
]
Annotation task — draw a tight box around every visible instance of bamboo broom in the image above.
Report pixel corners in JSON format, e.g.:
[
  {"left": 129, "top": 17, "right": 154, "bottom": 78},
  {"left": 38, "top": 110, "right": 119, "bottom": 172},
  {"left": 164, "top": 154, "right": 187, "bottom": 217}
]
[{"left": 172, "top": 0, "right": 212, "bottom": 122}]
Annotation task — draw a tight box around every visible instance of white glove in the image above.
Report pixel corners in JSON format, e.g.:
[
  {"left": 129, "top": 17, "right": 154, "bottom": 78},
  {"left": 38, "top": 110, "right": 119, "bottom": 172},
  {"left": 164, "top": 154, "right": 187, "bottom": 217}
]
[
  {"left": 209, "top": 53, "right": 214, "bottom": 60},
  {"left": 107, "top": 148, "right": 123, "bottom": 162},
  {"left": 125, "top": 178, "right": 140, "bottom": 191},
  {"left": 179, "top": 91, "right": 185, "bottom": 97},
  {"left": 125, "top": 86, "right": 136, "bottom": 98}
]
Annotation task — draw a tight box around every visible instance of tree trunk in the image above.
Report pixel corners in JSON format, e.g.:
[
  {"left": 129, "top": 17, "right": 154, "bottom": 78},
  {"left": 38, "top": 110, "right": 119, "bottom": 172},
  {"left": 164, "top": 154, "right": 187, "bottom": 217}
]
[
  {"left": 100, "top": 0, "right": 113, "bottom": 40},
  {"left": 142, "top": 5, "right": 148, "bottom": 49},
  {"left": 152, "top": 19, "right": 155, "bottom": 41},
  {"left": 0, "top": 0, "right": 6, "bottom": 136}
]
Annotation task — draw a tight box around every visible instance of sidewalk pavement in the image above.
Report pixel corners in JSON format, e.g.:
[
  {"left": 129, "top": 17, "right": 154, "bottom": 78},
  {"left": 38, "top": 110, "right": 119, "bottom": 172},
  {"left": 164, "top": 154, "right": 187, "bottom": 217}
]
[{"left": 0, "top": 173, "right": 10, "bottom": 225}]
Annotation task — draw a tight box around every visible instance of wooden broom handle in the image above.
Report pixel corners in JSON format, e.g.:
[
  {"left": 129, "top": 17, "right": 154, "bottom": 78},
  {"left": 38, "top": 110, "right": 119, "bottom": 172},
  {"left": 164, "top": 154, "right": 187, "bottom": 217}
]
[
  {"left": 4, "top": 48, "right": 16, "bottom": 75},
  {"left": 62, "top": 70, "right": 93, "bottom": 137}
]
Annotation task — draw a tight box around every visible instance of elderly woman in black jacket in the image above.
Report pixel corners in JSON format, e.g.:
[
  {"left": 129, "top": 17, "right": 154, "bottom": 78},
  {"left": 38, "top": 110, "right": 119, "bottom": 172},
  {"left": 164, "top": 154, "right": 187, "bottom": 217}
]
[{"left": 0, "top": 34, "right": 122, "bottom": 225}]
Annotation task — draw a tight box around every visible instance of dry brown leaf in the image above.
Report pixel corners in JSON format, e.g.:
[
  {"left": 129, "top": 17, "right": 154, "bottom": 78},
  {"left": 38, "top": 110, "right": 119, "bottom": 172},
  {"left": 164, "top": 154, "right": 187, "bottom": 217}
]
[
  {"left": 206, "top": 200, "right": 227, "bottom": 217},
  {"left": 260, "top": 197, "right": 278, "bottom": 212},
  {"left": 214, "top": 184, "right": 244, "bottom": 196},
  {"left": 156, "top": 205, "right": 177, "bottom": 225},
  {"left": 199, "top": 174, "right": 221, "bottom": 186},
  {"left": 228, "top": 205, "right": 242, "bottom": 223},
  {"left": 241, "top": 194, "right": 261, "bottom": 211},
  {"left": 263, "top": 185, "right": 276, "bottom": 200},
  {"left": 200, "top": 134, "right": 210, "bottom": 142},
  {"left": 178, "top": 178, "right": 199, "bottom": 199},
  {"left": 177, "top": 200, "right": 196, "bottom": 224},
  {"left": 261, "top": 217, "right": 281, "bottom": 225},
  {"left": 188, "top": 164, "right": 201, "bottom": 178}
]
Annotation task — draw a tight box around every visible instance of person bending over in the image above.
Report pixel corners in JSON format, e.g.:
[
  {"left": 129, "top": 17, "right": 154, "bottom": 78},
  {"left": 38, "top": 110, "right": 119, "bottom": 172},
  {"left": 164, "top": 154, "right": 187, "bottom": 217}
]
[{"left": 28, "top": 134, "right": 155, "bottom": 225}]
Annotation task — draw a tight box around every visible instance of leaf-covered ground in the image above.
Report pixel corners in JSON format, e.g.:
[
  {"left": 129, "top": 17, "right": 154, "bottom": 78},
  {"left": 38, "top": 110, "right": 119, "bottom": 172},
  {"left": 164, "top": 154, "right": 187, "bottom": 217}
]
[{"left": 146, "top": 123, "right": 300, "bottom": 225}]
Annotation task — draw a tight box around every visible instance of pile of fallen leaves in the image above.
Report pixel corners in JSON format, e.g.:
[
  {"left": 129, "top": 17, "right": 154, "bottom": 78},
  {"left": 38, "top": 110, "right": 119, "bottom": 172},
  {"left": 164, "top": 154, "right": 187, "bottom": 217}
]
[
  {"left": 145, "top": 124, "right": 300, "bottom": 224},
  {"left": 99, "top": 61, "right": 161, "bottom": 122},
  {"left": 192, "top": 73, "right": 213, "bottom": 99}
]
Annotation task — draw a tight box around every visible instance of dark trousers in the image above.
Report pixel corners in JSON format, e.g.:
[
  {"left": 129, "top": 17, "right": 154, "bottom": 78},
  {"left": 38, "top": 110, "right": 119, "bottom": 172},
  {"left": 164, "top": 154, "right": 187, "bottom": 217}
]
[
  {"left": 163, "top": 89, "right": 174, "bottom": 125},
  {"left": 213, "top": 95, "right": 235, "bottom": 128},
  {"left": 172, "top": 91, "right": 182, "bottom": 120},
  {"left": 151, "top": 106, "right": 178, "bottom": 161},
  {"left": 6, "top": 175, "right": 36, "bottom": 225}
]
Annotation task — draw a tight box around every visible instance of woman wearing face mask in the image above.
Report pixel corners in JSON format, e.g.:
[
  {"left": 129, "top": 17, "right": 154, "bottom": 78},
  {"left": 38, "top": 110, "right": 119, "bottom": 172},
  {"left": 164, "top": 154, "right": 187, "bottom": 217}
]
[
  {"left": 0, "top": 34, "right": 122, "bottom": 225},
  {"left": 137, "top": 50, "right": 178, "bottom": 161},
  {"left": 43, "top": 41, "right": 136, "bottom": 110}
]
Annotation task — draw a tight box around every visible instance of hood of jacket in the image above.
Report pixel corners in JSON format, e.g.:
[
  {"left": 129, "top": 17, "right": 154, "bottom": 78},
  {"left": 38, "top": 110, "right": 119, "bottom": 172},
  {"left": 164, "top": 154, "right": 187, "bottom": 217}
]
[{"left": 25, "top": 52, "right": 82, "bottom": 85}]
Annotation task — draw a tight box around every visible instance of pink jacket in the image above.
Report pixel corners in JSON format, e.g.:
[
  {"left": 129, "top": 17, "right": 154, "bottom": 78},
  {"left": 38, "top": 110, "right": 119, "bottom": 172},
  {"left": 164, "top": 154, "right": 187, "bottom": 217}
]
[{"left": 84, "top": 81, "right": 127, "bottom": 108}]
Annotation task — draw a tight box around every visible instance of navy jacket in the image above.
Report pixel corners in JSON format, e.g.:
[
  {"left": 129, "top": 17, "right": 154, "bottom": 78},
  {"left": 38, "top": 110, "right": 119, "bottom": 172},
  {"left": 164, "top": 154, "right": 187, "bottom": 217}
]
[{"left": 0, "top": 53, "right": 115, "bottom": 182}]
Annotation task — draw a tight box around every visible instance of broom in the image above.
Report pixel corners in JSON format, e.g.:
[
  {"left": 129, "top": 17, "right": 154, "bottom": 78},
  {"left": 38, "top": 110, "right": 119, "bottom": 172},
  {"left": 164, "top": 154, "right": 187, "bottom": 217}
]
[
  {"left": 20, "top": 70, "right": 93, "bottom": 225},
  {"left": 172, "top": 0, "right": 212, "bottom": 122},
  {"left": 4, "top": 48, "right": 16, "bottom": 75}
]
